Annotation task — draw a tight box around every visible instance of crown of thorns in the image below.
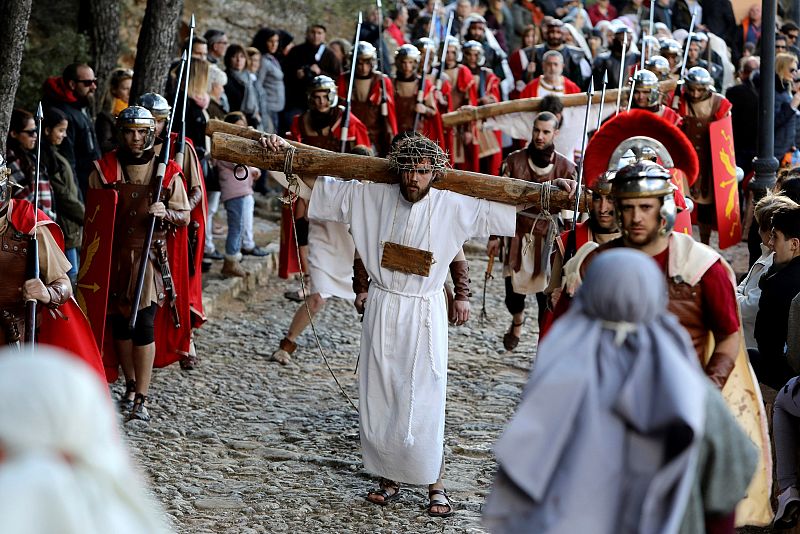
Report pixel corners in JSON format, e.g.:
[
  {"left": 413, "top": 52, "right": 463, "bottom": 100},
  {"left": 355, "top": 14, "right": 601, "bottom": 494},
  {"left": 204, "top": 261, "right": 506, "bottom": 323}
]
[{"left": 388, "top": 135, "right": 450, "bottom": 175}]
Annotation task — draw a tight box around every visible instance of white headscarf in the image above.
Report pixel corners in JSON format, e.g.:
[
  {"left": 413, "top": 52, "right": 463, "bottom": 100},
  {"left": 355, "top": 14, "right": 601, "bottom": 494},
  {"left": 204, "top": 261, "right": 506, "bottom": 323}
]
[{"left": 0, "top": 348, "right": 171, "bottom": 534}]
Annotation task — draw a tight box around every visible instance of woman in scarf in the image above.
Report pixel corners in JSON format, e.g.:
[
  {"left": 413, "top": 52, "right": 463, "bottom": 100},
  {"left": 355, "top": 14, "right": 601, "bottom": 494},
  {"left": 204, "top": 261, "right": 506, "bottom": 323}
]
[
  {"left": 0, "top": 347, "right": 170, "bottom": 533},
  {"left": 6, "top": 108, "right": 56, "bottom": 221},
  {"left": 483, "top": 249, "right": 758, "bottom": 533}
]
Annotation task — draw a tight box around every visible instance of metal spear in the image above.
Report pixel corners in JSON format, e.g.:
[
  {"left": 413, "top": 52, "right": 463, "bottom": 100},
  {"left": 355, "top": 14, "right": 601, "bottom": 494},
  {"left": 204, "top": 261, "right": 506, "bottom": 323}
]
[
  {"left": 615, "top": 32, "right": 628, "bottom": 116},
  {"left": 413, "top": 2, "right": 439, "bottom": 132},
  {"left": 175, "top": 14, "right": 195, "bottom": 171},
  {"left": 24, "top": 102, "right": 44, "bottom": 347},
  {"left": 596, "top": 70, "right": 608, "bottom": 132},
  {"left": 341, "top": 12, "right": 363, "bottom": 153}
]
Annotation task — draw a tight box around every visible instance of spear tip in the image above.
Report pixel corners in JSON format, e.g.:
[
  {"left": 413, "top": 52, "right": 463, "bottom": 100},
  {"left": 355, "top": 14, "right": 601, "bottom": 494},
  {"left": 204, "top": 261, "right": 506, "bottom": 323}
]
[
  {"left": 358, "top": 11, "right": 363, "bottom": 23},
  {"left": 602, "top": 70, "right": 608, "bottom": 84},
  {"left": 376, "top": 0, "right": 382, "bottom": 7},
  {"left": 35, "top": 101, "right": 44, "bottom": 120},
  {"left": 181, "top": 50, "right": 187, "bottom": 61},
  {"left": 190, "top": 13, "right": 195, "bottom": 28},
  {"left": 588, "top": 77, "right": 595, "bottom": 95}
]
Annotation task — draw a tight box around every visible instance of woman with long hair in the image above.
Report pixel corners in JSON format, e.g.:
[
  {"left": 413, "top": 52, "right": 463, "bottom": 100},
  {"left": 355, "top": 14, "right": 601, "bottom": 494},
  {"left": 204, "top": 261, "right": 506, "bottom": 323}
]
[
  {"left": 95, "top": 68, "right": 133, "bottom": 153},
  {"left": 223, "top": 44, "right": 261, "bottom": 128},
  {"left": 6, "top": 108, "right": 56, "bottom": 220},
  {"left": 253, "top": 28, "right": 285, "bottom": 134},
  {"left": 775, "top": 53, "right": 800, "bottom": 164},
  {"left": 41, "top": 107, "right": 84, "bottom": 284}
]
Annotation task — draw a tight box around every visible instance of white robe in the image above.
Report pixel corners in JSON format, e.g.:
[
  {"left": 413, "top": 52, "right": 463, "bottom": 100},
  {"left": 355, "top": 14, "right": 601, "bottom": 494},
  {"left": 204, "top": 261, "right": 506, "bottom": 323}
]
[
  {"left": 307, "top": 220, "right": 356, "bottom": 300},
  {"left": 309, "top": 177, "right": 516, "bottom": 484}
]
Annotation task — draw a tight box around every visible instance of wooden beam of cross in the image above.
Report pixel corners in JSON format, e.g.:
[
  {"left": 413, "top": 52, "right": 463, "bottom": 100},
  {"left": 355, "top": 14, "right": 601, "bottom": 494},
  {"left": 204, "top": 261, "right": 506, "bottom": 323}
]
[
  {"left": 209, "top": 129, "right": 590, "bottom": 213},
  {"left": 441, "top": 79, "right": 678, "bottom": 127}
]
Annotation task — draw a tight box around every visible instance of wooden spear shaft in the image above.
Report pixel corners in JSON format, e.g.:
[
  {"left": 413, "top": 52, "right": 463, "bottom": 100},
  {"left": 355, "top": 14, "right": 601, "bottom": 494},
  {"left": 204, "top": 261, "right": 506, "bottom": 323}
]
[
  {"left": 210, "top": 132, "right": 590, "bottom": 212},
  {"left": 441, "top": 79, "right": 677, "bottom": 127}
]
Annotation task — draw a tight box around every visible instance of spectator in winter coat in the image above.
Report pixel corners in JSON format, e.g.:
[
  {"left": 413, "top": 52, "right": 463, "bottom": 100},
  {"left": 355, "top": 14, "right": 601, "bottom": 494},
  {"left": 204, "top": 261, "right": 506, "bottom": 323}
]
[
  {"left": 41, "top": 63, "right": 101, "bottom": 196},
  {"left": 252, "top": 28, "right": 286, "bottom": 134},
  {"left": 6, "top": 109, "right": 56, "bottom": 221},
  {"left": 95, "top": 68, "right": 133, "bottom": 154},
  {"left": 224, "top": 44, "right": 261, "bottom": 128},
  {"left": 774, "top": 53, "right": 800, "bottom": 162}
]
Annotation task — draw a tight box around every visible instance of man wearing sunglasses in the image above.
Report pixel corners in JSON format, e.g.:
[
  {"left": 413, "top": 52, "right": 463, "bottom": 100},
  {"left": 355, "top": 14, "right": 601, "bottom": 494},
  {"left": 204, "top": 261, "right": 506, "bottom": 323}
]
[{"left": 42, "top": 63, "right": 101, "bottom": 197}]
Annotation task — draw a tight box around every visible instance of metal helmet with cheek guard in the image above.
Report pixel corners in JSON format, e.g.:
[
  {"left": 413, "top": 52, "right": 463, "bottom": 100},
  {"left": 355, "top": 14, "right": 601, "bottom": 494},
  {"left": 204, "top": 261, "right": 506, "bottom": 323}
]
[
  {"left": 631, "top": 70, "right": 661, "bottom": 108},
  {"left": 135, "top": 92, "right": 171, "bottom": 121},
  {"left": 395, "top": 43, "right": 422, "bottom": 65},
  {"left": 116, "top": 106, "right": 156, "bottom": 151},
  {"left": 611, "top": 160, "right": 677, "bottom": 235},
  {"left": 462, "top": 40, "right": 485, "bottom": 66},
  {"left": 356, "top": 41, "right": 378, "bottom": 66},
  {"left": 442, "top": 35, "right": 463, "bottom": 64},
  {"left": 658, "top": 38, "right": 682, "bottom": 58},
  {"left": 307, "top": 75, "right": 339, "bottom": 107},
  {"left": 645, "top": 55, "right": 671, "bottom": 80}
]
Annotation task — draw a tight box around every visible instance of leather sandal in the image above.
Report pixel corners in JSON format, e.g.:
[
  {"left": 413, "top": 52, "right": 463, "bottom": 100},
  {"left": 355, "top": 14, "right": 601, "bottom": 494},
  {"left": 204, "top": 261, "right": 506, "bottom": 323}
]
[
  {"left": 428, "top": 488, "right": 454, "bottom": 517},
  {"left": 502, "top": 319, "right": 525, "bottom": 351},
  {"left": 366, "top": 478, "right": 401, "bottom": 506},
  {"left": 118, "top": 379, "right": 136, "bottom": 413},
  {"left": 127, "top": 393, "right": 151, "bottom": 422}
]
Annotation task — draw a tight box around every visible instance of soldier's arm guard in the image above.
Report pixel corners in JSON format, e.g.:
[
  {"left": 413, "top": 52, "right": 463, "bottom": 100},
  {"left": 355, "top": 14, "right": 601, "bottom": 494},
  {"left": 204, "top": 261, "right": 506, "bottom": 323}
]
[
  {"left": 163, "top": 208, "right": 190, "bottom": 227},
  {"left": 449, "top": 260, "right": 471, "bottom": 302},
  {"left": 187, "top": 186, "right": 203, "bottom": 211},
  {"left": 352, "top": 257, "right": 370, "bottom": 295},
  {"left": 45, "top": 279, "right": 71, "bottom": 309}
]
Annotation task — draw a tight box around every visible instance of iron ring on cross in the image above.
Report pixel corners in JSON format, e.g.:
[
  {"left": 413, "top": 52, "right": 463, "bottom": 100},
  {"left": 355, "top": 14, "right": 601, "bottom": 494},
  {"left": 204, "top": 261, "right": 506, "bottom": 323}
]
[{"left": 233, "top": 164, "right": 249, "bottom": 181}]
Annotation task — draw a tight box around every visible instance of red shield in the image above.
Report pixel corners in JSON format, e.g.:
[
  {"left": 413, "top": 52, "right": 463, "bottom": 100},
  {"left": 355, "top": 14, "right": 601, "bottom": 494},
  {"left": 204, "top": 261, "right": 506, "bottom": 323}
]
[
  {"left": 669, "top": 169, "right": 693, "bottom": 236},
  {"left": 278, "top": 198, "right": 301, "bottom": 279},
  {"left": 76, "top": 188, "right": 117, "bottom": 350},
  {"left": 710, "top": 115, "right": 742, "bottom": 249}
]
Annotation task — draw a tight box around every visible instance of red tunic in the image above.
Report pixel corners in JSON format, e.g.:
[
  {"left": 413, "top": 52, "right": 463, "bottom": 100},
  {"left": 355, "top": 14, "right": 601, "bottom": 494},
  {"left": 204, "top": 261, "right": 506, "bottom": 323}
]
[
  {"left": 9, "top": 199, "right": 105, "bottom": 381},
  {"left": 289, "top": 107, "right": 371, "bottom": 149},
  {"left": 336, "top": 72, "right": 399, "bottom": 145},
  {"left": 519, "top": 76, "right": 581, "bottom": 99},
  {"left": 475, "top": 68, "right": 504, "bottom": 176}
]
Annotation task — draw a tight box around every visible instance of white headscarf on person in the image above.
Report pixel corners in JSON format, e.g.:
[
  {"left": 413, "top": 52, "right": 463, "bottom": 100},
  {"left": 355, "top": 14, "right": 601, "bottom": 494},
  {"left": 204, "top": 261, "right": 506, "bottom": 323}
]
[{"left": 0, "top": 347, "right": 171, "bottom": 534}]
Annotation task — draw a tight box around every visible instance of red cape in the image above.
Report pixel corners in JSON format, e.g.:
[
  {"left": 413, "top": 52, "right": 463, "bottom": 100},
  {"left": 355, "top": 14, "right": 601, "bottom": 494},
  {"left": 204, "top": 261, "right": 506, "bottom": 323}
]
[
  {"left": 336, "top": 72, "right": 399, "bottom": 138},
  {"left": 290, "top": 107, "right": 371, "bottom": 148},
  {"left": 168, "top": 134, "right": 207, "bottom": 328},
  {"left": 9, "top": 200, "right": 105, "bottom": 380},
  {"left": 519, "top": 76, "right": 581, "bottom": 99},
  {"left": 94, "top": 151, "right": 192, "bottom": 381}
]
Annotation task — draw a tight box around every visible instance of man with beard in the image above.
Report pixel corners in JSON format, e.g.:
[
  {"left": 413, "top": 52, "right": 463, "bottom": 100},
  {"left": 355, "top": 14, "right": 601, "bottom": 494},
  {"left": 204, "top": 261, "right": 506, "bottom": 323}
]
[
  {"left": 677, "top": 66, "right": 732, "bottom": 245},
  {"left": 519, "top": 50, "right": 581, "bottom": 98},
  {"left": 336, "top": 42, "right": 398, "bottom": 157},
  {"left": 486, "top": 112, "right": 577, "bottom": 351},
  {"left": 260, "top": 131, "right": 522, "bottom": 517},
  {"left": 392, "top": 44, "right": 446, "bottom": 147},
  {"left": 86, "top": 106, "right": 191, "bottom": 421},
  {"left": 271, "top": 77, "right": 370, "bottom": 364},
  {"left": 42, "top": 63, "right": 101, "bottom": 195},
  {"left": 528, "top": 18, "right": 590, "bottom": 90},
  {"left": 461, "top": 14, "right": 505, "bottom": 79},
  {"left": 593, "top": 23, "right": 640, "bottom": 89},
  {"left": 461, "top": 41, "right": 503, "bottom": 176},
  {"left": 629, "top": 70, "right": 682, "bottom": 126}
]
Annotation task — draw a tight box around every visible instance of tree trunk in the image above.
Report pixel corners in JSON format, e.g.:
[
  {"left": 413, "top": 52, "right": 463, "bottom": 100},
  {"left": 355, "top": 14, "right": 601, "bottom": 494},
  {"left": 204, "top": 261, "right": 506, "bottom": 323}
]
[
  {"left": 88, "top": 0, "right": 121, "bottom": 116},
  {"left": 129, "top": 0, "right": 183, "bottom": 104},
  {"left": 0, "top": 0, "right": 33, "bottom": 155}
]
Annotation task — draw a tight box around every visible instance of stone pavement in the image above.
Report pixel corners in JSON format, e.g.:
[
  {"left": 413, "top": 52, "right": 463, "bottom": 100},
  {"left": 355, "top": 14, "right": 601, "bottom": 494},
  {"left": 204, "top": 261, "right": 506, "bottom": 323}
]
[{"left": 119, "top": 251, "right": 535, "bottom": 534}]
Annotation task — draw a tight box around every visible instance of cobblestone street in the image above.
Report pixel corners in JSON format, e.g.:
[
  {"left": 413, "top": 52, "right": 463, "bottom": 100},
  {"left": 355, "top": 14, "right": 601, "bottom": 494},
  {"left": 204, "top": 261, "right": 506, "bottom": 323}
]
[{"left": 120, "top": 254, "right": 538, "bottom": 534}]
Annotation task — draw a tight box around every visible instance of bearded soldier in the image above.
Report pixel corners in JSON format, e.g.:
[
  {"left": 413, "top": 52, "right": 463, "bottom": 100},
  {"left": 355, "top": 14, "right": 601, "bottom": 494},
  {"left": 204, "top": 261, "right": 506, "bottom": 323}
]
[
  {"left": 137, "top": 92, "right": 207, "bottom": 369},
  {"left": 85, "top": 106, "right": 191, "bottom": 421},
  {"left": 487, "top": 111, "right": 577, "bottom": 351},
  {"left": 336, "top": 42, "right": 398, "bottom": 157},
  {"left": 677, "top": 66, "right": 732, "bottom": 245},
  {"left": 259, "top": 131, "right": 526, "bottom": 518},
  {"left": 629, "top": 70, "right": 682, "bottom": 126},
  {"left": 0, "top": 156, "right": 103, "bottom": 377}
]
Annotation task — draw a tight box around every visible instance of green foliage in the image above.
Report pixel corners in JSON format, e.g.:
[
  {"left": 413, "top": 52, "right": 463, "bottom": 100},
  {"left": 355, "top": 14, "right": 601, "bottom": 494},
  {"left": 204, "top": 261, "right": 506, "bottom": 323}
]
[{"left": 15, "top": 28, "right": 90, "bottom": 111}]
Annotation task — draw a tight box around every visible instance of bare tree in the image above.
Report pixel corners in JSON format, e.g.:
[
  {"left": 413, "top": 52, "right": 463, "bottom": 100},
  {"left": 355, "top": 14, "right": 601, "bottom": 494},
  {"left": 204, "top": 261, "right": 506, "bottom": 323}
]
[
  {"left": 0, "top": 0, "right": 34, "bottom": 155},
  {"left": 88, "top": 0, "right": 121, "bottom": 115},
  {"left": 129, "top": 0, "right": 183, "bottom": 104}
]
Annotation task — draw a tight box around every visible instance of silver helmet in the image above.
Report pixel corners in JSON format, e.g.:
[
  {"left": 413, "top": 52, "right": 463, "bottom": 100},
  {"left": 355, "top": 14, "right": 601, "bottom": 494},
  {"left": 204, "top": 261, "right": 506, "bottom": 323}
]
[
  {"left": 658, "top": 38, "right": 681, "bottom": 58},
  {"left": 631, "top": 70, "right": 661, "bottom": 108},
  {"left": 395, "top": 43, "right": 422, "bottom": 64},
  {"left": 356, "top": 41, "right": 377, "bottom": 64},
  {"left": 684, "top": 66, "right": 714, "bottom": 101},
  {"left": 462, "top": 40, "right": 485, "bottom": 66},
  {"left": 645, "top": 55, "right": 671, "bottom": 80},
  {"left": 442, "top": 35, "right": 463, "bottom": 64},
  {"left": 611, "top": 160, "right": 677, "bottom": 235},
  {"left": 116, "top": 106, "right": 156, "bottom": 151},
  {"left": 136, "top": 92, "right": 171, "bottom": 121},
  {"left": 307, "top": 75, "right": 338, "bottom": 107}
]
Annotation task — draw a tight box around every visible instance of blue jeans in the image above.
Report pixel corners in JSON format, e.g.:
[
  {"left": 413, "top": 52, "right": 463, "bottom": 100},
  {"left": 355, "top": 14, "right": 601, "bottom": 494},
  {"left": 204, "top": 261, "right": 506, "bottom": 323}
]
[
  {"left": 224, "top": 195, "right": 246, "bottom": 257},
  {"left": 65, "top": 247, "right": 79, "bottom": 282}
]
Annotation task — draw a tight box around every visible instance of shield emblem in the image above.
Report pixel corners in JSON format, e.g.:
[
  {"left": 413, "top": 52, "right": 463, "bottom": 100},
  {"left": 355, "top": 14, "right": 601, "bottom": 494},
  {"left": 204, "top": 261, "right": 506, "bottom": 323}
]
[{"left": 709, "top": 115, "right": 742, "bottom": 249}]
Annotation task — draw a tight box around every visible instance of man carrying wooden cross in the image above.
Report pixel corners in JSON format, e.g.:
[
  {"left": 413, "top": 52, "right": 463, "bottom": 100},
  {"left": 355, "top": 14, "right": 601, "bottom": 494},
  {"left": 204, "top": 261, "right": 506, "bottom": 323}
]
[{"left": 258, "top": 131, "right": 575, "bottom": 517}]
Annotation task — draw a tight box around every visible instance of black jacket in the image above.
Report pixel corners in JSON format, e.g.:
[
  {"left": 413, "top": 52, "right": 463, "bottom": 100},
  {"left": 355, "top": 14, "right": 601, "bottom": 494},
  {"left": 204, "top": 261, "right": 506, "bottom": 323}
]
[
  {"left": 725, "top": 78, "right": 759, "bottom": 172},
  {"left": 755, "top": 256, "right": 800, "bottom": 388}
]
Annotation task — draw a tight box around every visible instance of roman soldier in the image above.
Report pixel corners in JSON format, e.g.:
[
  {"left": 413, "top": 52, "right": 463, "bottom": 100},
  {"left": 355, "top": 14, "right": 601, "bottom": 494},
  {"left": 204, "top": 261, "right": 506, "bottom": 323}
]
[
  {"left": 629, "top": 70, "right": 682, "bottom": 126},
  {"left": 83, "top": 106, "right": 191, "bottom": 421},
  {"left": 486, "top": 111, "right": 577, "bottom": 351},
  {"left": 677, "top": 66, "right": 732, "bottom": 245},
  {"left": 0, "top": 155, "right": 104, "bottom": 378},
  {"left": 336, "top": 41, "right": 398, "bottom": 157},
  {"left": 392, "top": 44, "right": 447, "bottom": 148},
  {"left": 137, "top": 92, "right": 207, "bottom": 370},
  {"left": 645, "top": 55, "right": 676, "bottom": 104},
  {"left": 462, "top": 40, "right": 503, "bottom": 176},
  {"left": 658, "top": 38, "right": 682, "bottom": 74},
  {"left": 529, "top": 18, "right": 590, "bottom": 89},
  {"left": 438, "top": 36, "right": 478, "bottom": 172}
]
